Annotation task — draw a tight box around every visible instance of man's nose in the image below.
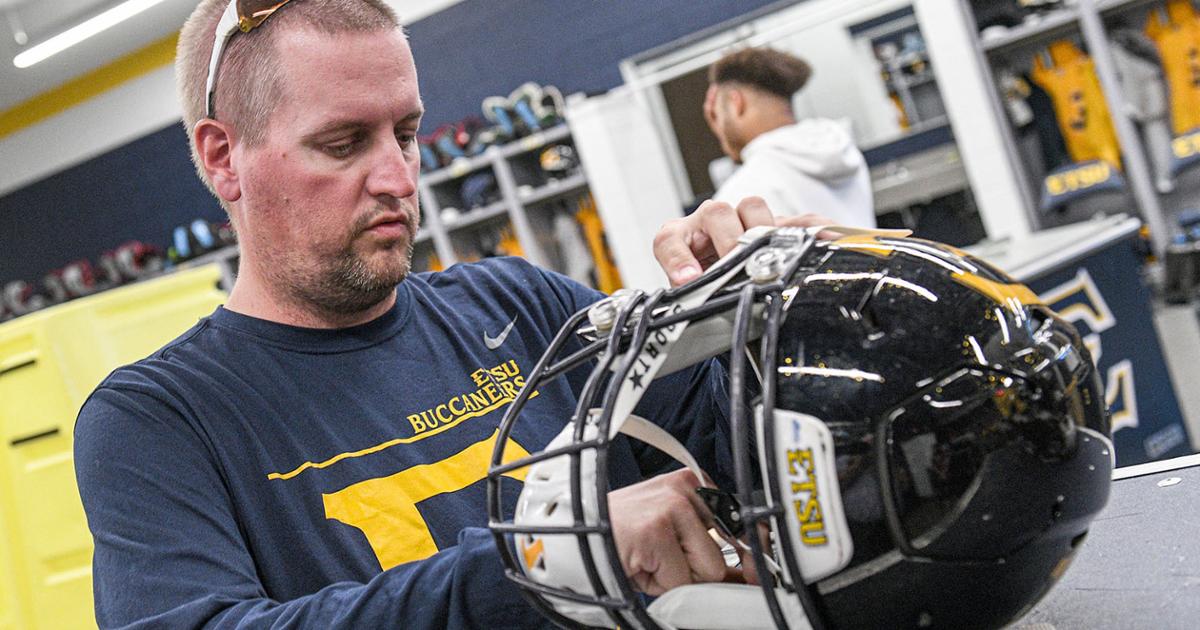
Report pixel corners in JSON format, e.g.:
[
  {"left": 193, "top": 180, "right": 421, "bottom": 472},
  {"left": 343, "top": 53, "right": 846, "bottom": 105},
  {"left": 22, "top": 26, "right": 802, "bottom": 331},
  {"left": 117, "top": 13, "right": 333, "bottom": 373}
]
[{"left": 366, "top": 137, "right": 417, "bottom": 200}]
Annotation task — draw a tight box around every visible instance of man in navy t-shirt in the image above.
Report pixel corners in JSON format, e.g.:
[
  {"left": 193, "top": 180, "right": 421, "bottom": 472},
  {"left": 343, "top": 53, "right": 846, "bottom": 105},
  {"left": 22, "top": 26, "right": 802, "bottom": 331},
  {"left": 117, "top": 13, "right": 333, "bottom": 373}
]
[{"left": 75, "top": 1, "right": 831, "bottom": 627}]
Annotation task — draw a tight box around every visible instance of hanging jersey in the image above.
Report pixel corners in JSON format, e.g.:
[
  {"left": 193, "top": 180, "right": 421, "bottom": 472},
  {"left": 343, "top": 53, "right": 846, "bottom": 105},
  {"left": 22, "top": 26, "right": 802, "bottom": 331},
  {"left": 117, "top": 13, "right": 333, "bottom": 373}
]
[
  {"left": 575, "top": 194, "right": 623, "bottom": 294},
  {"left": 1030, "top": 40, "right": 1122, "bottom": 168},
  {"left": 1146, "top": 0, "right": 1200, "bottom": 135},
  {"left": 889, "top": 92, "right": 910, "bottom": 130},
  {"left": 495, "top": 226, "right": 525, "bottom": 258},
  {"left": 1024, "top": 73, "right": 1073, "bottom": 171}
]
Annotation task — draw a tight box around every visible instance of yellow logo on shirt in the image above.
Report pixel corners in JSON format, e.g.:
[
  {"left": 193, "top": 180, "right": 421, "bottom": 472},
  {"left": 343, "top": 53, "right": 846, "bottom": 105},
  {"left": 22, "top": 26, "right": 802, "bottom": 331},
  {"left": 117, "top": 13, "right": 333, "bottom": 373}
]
[
  {"left": 324, "top": 429, "right": 530, "bottom": 569},
  {"left": 266, "top": 358, "right": 540, "bottom": 568},
  {"left": 406, "top": 359, "right": 534, "bottom": 435},
  {"left": 266, "top": 359, "right": 536, "bottom": 481}
]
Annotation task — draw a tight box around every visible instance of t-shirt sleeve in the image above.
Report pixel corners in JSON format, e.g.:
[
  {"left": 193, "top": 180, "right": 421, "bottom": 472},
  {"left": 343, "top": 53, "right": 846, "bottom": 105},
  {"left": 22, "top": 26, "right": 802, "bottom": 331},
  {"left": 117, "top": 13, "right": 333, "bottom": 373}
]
[
  {"left": 529, "top": 260, "right": 608, "bottom": 316},
  {"left": 631, "top": 356, "right": 738, "bottom": 491},
  {"left": 527, "top": 262, "right": 737, "bottom": 490},
  {"left": 75, "top": 386, "right": 538, "bottom": 629}
]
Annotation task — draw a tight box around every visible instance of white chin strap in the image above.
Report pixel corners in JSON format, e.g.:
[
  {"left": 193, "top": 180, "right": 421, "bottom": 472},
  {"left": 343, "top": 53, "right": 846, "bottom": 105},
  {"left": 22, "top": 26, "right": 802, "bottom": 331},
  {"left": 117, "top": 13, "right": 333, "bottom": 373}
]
[
  {"left": 648, "top": 584, "right": 813, "bottom": 630},
  {"left": 515, "top": 413, "right": 813, "bottom": 630}
]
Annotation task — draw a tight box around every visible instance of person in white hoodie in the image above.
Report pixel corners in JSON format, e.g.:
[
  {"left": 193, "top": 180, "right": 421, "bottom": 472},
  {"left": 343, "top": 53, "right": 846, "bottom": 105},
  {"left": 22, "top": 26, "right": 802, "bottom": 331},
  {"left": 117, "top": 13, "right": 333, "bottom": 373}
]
[{"left": 704, "top": 47, "right": 876, "bottom": 227}]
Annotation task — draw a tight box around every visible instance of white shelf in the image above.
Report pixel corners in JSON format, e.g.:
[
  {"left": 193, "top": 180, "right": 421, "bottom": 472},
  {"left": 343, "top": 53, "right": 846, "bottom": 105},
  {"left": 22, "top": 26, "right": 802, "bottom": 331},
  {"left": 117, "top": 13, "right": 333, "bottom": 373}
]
[
  {"left": 891, "top": 72, "right": 937, "bottom": 91},
  {"left": 417, "top": 173, "right": 588, "bottom": 248},
  {"left": 981, "top": 8, "right": 1082, "bottom": 55},
  {"left": 519, "top": 173, "right": 589, "bottom": 206},
  {"left": 443, "top": 201, "right": 510, "bottom": 231},
  {"left": 498, "top": 124, "right": 572, "bottom": 159},
  {"left": 422, "top": 154, "right": 492, "bottom": 186},
  {"left": 421, "top": 123, "right": 572, "bottom": 186},
  {"left": 1097, "top": 0, "right": 1172, "bottom": 17},
  {"left": 413, "top": 119, "right": 595, "bottom": 273},
  {"left": 982, "top": 0, "right": 1165, "bottom": 56}
]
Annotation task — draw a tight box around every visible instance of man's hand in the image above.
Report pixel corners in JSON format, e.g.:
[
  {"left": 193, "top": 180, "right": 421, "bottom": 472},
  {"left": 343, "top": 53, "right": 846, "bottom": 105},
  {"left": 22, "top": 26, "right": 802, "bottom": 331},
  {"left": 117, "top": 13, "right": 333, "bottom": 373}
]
[
  {"left": 608, "top": 469, "right": 727, "bottom": 595},
  {"left": 653, "top": 197, "right": 835, "bottom": 287}
]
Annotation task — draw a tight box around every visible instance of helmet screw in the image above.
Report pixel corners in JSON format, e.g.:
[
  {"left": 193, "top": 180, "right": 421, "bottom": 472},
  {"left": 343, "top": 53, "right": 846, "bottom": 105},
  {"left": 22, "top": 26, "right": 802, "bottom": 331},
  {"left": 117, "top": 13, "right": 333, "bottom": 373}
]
[
  {"left": 588, "top": 298, "right": 618, "bottom": 331},
  {"left": 747, "top": 249, "right": 784, "bottom": 283}
]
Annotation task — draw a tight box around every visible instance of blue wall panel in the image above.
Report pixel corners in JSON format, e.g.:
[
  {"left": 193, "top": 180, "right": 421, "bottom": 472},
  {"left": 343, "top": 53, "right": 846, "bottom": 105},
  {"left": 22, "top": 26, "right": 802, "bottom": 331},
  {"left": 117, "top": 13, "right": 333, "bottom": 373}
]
[
  {"left": 408, "top": 0, "right": 784, "bottom": 125},
  {"left": 1, "top": 0, "right": 790, "bottom": 285},
  {"left": 0, "top": 123, "right": 224, "bottom": 284}
]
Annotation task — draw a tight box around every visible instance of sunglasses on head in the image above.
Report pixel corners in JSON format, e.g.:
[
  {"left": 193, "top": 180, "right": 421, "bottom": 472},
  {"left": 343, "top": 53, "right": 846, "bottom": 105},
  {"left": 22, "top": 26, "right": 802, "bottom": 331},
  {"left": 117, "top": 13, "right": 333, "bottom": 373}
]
[{"left": 204, "top": 0, "right": 295, "bottom": 119}]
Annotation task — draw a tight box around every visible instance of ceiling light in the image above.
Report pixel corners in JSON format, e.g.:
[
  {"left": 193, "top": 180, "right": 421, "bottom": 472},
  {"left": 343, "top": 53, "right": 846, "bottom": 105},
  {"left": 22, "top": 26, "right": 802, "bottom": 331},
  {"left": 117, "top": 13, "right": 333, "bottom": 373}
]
[{"left": 13, "top": 0, "right": 167, "bottom": 69}]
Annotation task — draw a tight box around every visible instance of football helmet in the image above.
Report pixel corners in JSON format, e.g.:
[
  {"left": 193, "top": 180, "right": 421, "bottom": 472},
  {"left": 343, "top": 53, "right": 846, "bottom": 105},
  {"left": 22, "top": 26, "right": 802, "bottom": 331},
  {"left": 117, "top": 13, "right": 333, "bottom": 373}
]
[{"left": 487, "top": 226, "right": 1113, "bottom": 629}]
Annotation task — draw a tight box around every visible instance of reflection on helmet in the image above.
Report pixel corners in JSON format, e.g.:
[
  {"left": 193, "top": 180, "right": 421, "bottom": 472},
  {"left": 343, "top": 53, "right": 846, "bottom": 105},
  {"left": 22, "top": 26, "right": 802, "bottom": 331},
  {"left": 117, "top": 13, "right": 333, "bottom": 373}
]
[{"left": 487, "top": 227, "right": 1113, "bottom": 630}]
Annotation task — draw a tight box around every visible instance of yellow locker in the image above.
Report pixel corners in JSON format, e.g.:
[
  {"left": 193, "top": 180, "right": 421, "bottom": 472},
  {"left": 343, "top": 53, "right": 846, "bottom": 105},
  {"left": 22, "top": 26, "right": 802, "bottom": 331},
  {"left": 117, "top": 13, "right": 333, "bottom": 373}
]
[{"left": 0, "top": 265, "right": 227, "bottom": 630}]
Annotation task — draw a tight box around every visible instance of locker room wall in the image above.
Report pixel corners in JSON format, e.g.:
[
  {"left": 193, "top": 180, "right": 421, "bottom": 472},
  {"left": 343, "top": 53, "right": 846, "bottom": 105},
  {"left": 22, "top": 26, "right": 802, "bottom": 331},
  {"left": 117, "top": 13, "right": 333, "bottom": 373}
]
[
  {"left": 0, "top": 0, "right": 792, "bottom": 286},
  {"left": 407, "top": 0, "right": 787, "bottom": 124},
  {"left": 0, "top": 123, "right": 218, "bottom": 285}
]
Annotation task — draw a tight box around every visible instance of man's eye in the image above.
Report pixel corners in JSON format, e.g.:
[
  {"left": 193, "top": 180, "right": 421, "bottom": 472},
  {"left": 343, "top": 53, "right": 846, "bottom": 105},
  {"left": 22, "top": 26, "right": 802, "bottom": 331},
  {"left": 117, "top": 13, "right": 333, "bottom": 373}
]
[
  {"left": 325, "top": 140, "right": 359, "bottom": 158},
  {"left": 397, "top": 133, "right": 416, "bottom": 149}
]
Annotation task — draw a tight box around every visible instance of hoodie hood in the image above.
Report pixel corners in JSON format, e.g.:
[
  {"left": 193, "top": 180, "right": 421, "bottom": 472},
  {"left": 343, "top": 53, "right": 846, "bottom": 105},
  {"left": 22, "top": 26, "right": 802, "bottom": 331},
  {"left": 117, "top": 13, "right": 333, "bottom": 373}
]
[{"left": 740, "top": 118, "right": 864, "bottom": 182}]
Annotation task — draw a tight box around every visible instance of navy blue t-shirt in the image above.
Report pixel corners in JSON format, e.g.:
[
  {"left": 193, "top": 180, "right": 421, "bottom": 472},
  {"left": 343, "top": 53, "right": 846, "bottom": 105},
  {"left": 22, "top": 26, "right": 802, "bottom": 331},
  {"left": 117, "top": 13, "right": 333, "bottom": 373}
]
[{"left": 74, "top": 257, "right": 733, "bottom": 629}]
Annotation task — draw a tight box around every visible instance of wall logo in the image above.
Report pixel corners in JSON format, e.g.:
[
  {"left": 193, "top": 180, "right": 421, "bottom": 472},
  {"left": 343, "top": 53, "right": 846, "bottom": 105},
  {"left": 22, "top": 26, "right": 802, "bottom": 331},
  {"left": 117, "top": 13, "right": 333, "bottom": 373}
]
[
  {"left": 1038, "top": 268, "right": 1116, "bottom": 334},
  {"left": 1038, "top": 269, "right": 1136, "bottom": 433}
]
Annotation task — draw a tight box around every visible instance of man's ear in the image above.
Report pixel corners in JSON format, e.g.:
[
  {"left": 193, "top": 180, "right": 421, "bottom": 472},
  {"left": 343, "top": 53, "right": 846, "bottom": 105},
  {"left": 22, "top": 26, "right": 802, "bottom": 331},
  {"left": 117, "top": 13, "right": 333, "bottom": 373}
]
[
  {"left": 727, "top": 87, "right": 748, "bottom": 118},
  {"left": 194, "top": 119, "right": 241, "bottom": 203},
  {"left": 704, "top": 84, "right": 722, "bottom": 132}
]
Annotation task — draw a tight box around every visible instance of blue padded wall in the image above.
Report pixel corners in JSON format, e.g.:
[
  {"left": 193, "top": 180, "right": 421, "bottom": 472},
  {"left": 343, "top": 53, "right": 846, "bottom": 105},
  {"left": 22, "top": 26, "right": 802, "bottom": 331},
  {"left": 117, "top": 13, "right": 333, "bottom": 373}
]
[
  {"left": 0, "top": 122, "right": 224, "bottom": 285},
  {"left": 0, "top": 0, "right": 790, "bottom": 285},
  {"left": 407, "top": 0, "right": 786, "bottom": 124}
]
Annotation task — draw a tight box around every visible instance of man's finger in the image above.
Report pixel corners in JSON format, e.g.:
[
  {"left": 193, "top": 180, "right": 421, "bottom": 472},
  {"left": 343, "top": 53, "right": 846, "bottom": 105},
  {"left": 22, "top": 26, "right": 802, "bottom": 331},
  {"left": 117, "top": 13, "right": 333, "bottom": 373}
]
[
  {"left": 735, "top": 196, "right": 774, "bottom": 231},
  {"left": 661, "top": 469, "right": 718, "bottom": 527},
  {"left": 644, "top": 528, "right": 694, "bottom": 595},
  {"left": 669, "top": 505, "right": 727, "bottom": 585},
  {"left": 775, "top": 212, "right": 840, "bottom": 239},
  {"left": 775, "top": 212, "right": 836, "bottom": 228},
  {"left": 693, "top": 200, "right": 747, "bottom": 261},
  {"left": 772, "top": 212, "right": 840, "bottom": 240},
  {"left": 653, "top": 219, "right": 705, "bottom": 286},
  {"left": 738, "top": 547, "right": 761, "bottom": 586},
  {"left": 736, "top": 522, "right": 773, "bottom": 586}
]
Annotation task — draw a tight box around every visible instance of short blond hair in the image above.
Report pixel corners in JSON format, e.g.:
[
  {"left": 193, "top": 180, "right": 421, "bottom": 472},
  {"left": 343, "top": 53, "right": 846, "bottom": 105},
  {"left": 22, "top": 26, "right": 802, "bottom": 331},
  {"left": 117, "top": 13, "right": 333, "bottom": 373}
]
[{"left": 176, "top": 0, "right": 401, "bottom": 196}]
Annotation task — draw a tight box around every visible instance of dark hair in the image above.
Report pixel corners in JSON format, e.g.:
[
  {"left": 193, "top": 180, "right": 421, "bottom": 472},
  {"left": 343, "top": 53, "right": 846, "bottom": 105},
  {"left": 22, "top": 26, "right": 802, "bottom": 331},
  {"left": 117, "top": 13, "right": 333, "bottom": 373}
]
[{"left": 708, "top": 47, "right": 812, "bottom": 99}]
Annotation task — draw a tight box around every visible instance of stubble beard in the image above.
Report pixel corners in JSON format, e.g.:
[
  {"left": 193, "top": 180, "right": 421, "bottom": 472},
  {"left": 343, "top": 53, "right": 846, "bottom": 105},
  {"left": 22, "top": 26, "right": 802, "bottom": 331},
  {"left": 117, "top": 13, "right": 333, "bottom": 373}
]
[{"left": 281, "top": 204, "right": 419, "bottom": 317}]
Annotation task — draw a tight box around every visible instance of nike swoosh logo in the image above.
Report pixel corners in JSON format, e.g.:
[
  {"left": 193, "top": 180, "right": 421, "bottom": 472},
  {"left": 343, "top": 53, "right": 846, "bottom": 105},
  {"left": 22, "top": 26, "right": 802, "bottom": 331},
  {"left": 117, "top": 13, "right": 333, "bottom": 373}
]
[{"left": 483, "top": 315, "right": 518, "bottom": 350}]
